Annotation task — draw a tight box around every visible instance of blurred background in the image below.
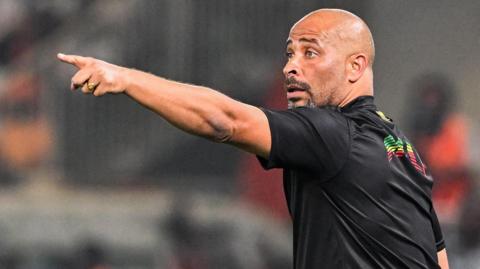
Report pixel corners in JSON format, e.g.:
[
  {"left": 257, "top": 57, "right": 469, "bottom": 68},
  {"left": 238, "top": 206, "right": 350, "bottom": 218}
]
[{"left": 0, "top": 0, "right": 479, "bottom": 268}]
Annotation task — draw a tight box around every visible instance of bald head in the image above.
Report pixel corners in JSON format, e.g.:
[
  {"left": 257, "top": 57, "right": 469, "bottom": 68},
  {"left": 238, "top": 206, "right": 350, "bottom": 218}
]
[
  {"left": 283, "top": 9, "right": 375, "bottom": 108},
  {"left": 290, "top": 9, "right": 375, "bottom": 67}
]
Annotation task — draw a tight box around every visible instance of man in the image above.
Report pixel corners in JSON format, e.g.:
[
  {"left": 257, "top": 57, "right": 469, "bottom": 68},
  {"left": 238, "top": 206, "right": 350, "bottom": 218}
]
[{"left": 58, "top": 8, "right": 449, "bottom": 269}]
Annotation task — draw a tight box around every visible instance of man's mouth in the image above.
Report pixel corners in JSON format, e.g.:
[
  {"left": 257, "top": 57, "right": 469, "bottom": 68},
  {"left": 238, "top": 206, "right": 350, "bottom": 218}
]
[
  {"left": 286, "top": 84, "right": 307, "bottom": 93},
  {"left": 286, "top": 85, "right": 308, "bottom": 101},
  {"left": 284, "top": 78, "right": 311, "bottom": 104}
]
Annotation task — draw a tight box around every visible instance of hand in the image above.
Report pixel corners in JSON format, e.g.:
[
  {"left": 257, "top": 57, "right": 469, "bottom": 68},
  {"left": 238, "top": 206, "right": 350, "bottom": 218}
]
[{"left": 57, "top": 53, "right": 128, "bottom": 96}]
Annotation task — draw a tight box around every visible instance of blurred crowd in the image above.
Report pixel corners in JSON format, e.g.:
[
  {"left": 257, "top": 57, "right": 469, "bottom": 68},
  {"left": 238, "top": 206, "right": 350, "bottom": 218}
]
[
  {"left": 0, "top": 0, "right": 479, "bottom": 268},
  {"left": 0, "top": 1, "right": 296, "bottom": 268},
  {"left": 0, "top": 0, "right": 66, "bottom": 184},
  {"left": 405, "top": 73, "right": 480, "bottom": 267}
]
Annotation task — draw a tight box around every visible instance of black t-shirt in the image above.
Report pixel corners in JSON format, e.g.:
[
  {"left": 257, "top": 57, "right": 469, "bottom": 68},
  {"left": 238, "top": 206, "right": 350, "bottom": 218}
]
[{"left": 258, "top": 96, "right": 445, "bottom": 269}]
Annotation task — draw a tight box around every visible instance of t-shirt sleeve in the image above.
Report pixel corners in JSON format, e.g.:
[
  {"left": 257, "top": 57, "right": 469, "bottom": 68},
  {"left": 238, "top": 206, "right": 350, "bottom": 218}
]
[
  {"left": 430, "top": 205, "right": 446, "bottom": 251},
  {"left": 257, "top": 107, "right": 350, "bottom": 178}
]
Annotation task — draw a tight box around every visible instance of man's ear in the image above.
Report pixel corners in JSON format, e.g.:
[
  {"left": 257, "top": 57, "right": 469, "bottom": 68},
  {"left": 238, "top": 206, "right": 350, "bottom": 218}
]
[{"left": 347, "top": 54, "right": 368, "bottom": 83}]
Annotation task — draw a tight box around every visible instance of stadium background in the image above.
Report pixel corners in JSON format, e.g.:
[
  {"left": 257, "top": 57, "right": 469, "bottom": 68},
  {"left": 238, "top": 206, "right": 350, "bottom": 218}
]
[{"left": 0, "top": 0, "right": 479, "bottom": 268}]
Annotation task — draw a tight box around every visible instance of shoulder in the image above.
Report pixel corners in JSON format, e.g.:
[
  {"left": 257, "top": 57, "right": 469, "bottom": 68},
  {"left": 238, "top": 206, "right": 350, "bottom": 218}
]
[
  {"left": 259, "top": 106, "right": 351, "bottom": 175},
  {"left": 262, "top": 106, "right": 349, "bottom": 131},
  {"left": 299, "top": 106, "right": 348, "bottom": 127}
]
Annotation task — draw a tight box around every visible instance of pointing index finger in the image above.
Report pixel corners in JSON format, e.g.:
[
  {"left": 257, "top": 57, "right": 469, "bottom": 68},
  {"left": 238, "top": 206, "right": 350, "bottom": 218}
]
[{"left": 57, "top": 53, "right": 88, "bottom": 68}]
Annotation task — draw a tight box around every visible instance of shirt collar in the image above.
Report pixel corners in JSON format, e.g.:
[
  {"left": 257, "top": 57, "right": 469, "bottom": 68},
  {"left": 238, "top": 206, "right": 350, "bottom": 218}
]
[{"left": 338, "top": 95, "right": 376, "bottom": 112}]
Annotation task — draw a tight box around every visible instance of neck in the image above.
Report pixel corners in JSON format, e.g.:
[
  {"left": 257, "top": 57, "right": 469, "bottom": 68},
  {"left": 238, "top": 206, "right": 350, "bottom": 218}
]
[{"left": 338, "top": 69, "right": 374, "bottom": 107}]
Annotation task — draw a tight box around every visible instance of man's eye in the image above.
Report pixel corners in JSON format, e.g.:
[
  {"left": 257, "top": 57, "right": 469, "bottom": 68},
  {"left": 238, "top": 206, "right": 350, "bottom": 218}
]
[
  {"left": 286, "top": 52, "right": 293, "bottom": 58},
  {"left": 305, "top": 51, "right": 316, "bottom": 58}
]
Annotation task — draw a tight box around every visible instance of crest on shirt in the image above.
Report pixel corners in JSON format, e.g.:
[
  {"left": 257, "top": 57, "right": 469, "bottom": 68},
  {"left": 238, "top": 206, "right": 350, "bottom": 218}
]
[{"left": 384, "top": 135, "right": 426, "bottom": 176}]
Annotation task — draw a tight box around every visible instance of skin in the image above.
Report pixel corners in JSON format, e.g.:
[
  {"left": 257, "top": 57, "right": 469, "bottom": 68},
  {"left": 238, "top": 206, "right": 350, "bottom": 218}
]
[
  {"left": 57, "top": 8, "right": 448, "bottom": 268},
  {"left": 438, "top": 249, "right": 449, "bottom": 269}
]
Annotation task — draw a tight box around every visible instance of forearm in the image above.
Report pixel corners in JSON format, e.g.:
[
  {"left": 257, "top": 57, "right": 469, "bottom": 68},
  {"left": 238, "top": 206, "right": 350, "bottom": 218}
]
[{"left": 123, "top": 68, "right": 240, "bottom": 142}]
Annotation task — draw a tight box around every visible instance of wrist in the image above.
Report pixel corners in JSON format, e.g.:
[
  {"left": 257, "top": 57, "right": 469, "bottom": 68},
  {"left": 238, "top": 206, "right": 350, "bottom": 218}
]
[{"left": 121, "top": 67, "right": 135, "bottom": 95}]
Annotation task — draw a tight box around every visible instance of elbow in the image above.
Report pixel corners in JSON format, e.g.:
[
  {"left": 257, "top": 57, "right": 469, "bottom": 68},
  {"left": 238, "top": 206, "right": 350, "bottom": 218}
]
[
  {"left": 206, "top": 117, "right": 235, "bottom": 143},
  {"left": 210, "top": 123, "right": 235, "bottom": 143}
]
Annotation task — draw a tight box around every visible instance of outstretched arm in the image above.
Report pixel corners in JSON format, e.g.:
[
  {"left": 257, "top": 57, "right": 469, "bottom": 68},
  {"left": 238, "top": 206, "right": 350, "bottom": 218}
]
[{"left": 57, "top": 53, "right": 271, "bottom": 158}]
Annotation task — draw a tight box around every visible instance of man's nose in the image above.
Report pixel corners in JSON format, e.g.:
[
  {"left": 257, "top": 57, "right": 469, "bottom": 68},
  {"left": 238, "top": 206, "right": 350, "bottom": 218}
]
[{"left": 283, "top": 60, "right": 299, "bottom": 77}]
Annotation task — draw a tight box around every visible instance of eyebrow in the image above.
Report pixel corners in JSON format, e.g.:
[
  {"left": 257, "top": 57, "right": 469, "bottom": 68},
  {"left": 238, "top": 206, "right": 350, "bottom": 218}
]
[{"left": 286, "top": 37, "right": 320, "bottom": 47}]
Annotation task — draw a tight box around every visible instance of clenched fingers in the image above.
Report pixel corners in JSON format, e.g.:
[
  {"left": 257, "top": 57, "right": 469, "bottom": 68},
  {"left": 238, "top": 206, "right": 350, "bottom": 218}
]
[
  {"left": 71, "top": 69, "right": 92, "bottom": 90},
  {"left": 87, "top": 73, "right": 102, "bottom": 96},
  {"left": 92, "top": 84, "right": 107, "bottom": 97}
]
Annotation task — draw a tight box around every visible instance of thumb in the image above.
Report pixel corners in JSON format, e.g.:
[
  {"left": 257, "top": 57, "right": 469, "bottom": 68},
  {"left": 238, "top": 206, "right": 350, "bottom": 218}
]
[{"left": 57, "top": 53, "right": 88, "bottom": 68}]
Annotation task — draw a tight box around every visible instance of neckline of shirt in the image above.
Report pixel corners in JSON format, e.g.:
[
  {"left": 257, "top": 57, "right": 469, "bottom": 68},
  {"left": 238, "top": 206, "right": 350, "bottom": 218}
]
[{"left": 338, "top": 95, "right": 376, "bottom": 112}]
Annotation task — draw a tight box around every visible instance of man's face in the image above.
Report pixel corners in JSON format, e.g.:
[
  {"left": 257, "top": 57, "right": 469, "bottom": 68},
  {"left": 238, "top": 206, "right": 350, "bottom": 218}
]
[{"left": 283, "top": 21, "right": 346, "bottom": 108}]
